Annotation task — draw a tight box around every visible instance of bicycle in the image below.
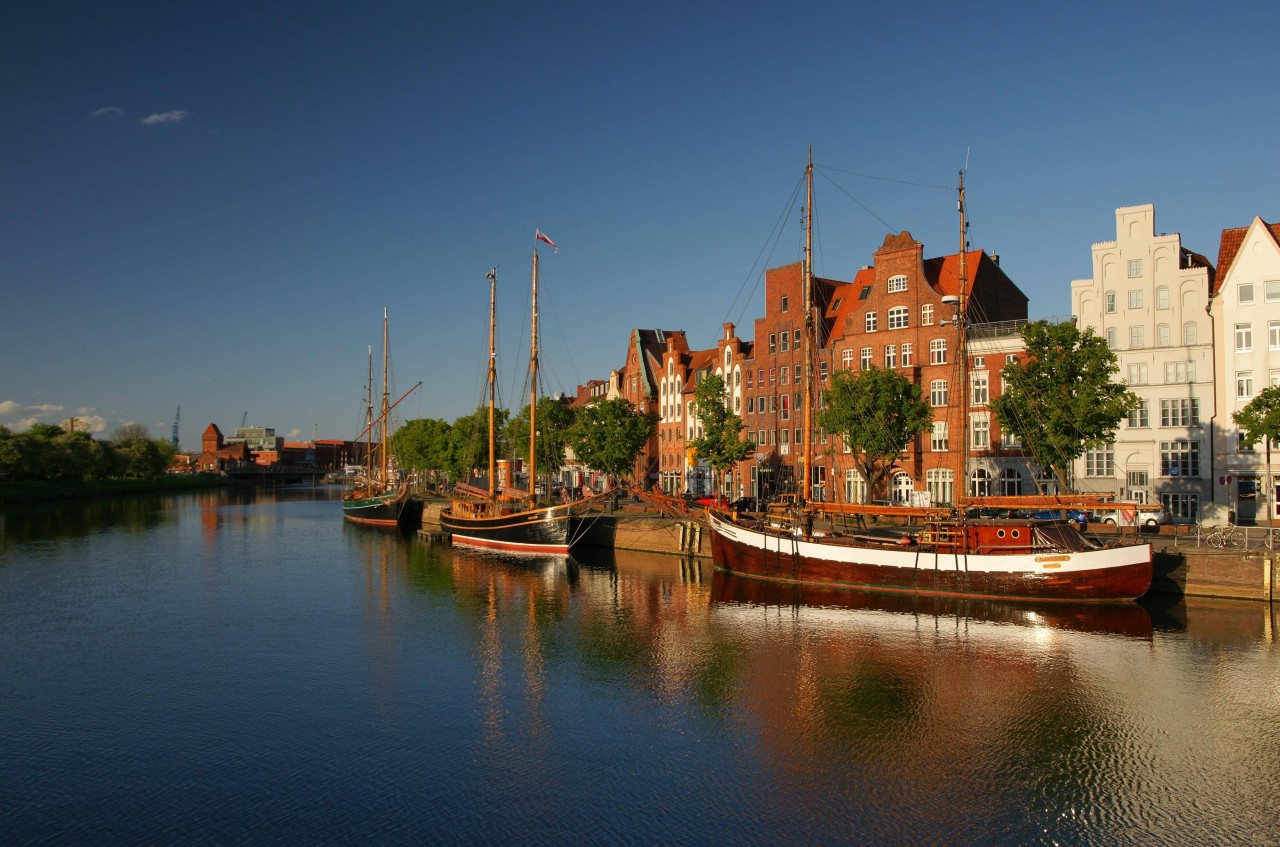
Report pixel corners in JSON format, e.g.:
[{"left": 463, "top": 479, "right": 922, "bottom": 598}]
[{"left": 1204, "top": 525, "right": 1244, "bottom": 548}]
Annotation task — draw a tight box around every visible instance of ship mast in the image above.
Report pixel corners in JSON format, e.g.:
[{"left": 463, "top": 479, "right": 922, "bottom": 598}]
[
  {"left": 364, "top": 344, "right": 373, "bottom": 482},
  {"left": 801, "top": 146, "right": 814, "bottom": 508},
  {"left": 487, "top": 268, "right": 498, "bottom": 500},
  {"left": 381, "top": 308, "right": 391, "bottom": 486},
  {"left": 957, "top": 171, "right": 970, "bottom": 507},
  {"left": 529, "top": 250, "right": 540, "bottom": 503}
]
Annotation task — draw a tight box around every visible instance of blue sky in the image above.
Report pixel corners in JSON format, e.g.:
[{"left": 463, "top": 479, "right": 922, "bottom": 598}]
[{"left": 3, "top": 1, "right": 1277, "bottom": 449}]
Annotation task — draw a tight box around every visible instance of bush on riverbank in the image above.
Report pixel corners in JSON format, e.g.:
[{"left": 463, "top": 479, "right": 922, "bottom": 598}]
[{"left": 0, "top": 473, "right": 225, "bottom": 506}]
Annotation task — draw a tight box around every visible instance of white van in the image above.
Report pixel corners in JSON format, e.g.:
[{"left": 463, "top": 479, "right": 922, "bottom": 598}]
[{"left": 1093, "top": 505, "right": 1170, "bottom": 527}]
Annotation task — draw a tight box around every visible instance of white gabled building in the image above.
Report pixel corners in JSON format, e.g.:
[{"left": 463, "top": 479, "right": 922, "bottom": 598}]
[
  {"left": 1209, "top": 217, "right": 1280, "bottom": 525},
  {"left": 1070, "top": 204, "right": 1215, "bottom": 523}
]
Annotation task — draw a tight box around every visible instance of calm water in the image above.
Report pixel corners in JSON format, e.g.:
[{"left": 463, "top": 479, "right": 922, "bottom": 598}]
[{"left": 1, "top": 487, "right": 1277, "bottom": 846}]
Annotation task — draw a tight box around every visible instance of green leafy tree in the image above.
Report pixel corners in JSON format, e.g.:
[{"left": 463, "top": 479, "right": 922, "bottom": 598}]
[
  {"left": 568, "top": 396, "right": 657, "bottom": 481},
  {"left": 112, "top": 437, "right": 174, "bottom": 479},
  {"left": 817, "top": 366, "right": 931, "bottom": 501},
  {"left": 1233, "top": 386, "right": 1280, "bottom": 448},
  {"left": 391, "top": 418, "right": 454, "bottom": 483},
  {"left": 506, "top": 397, "right": 575, "bottom": 480},
  {"left": 447, "top": 406, "right": 509, "bottom": 485},
  {"left": 992, "top": 320, "right": 1138, "bottom": 493},
  {"left": 691, "top": 374, "right": 754, "bottom": 496}
]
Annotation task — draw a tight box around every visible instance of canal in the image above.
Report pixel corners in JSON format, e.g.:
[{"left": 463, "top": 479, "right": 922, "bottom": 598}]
[{"left": 1, "top": 486, "right": 1276, "bottom": 845}]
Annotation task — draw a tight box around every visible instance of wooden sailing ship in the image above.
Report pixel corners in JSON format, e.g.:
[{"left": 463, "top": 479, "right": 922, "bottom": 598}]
[
  {"left": 439, "top": 248, "right": 592, "bottom": 555},
  {"left": 704, "top": 150, "right": 1152, "bottom": 603},
  {"left": 341, "top": 310, "right": 423, "bottom": 532}
]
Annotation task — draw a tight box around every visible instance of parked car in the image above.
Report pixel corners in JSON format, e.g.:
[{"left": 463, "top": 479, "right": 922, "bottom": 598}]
[
  {"left": 1093, "top": 506, "right": 1170, "bottom": 527},
  {"left": 1027, "top": 508, "right": 1090, "bottom": 528}
]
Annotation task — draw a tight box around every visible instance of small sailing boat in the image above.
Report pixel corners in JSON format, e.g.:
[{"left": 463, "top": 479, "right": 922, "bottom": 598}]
[
  {"left": 704, "top": 150, "right": 1152, "bottom": 603},
  {"left": 439, "top": 243, "right": 591, "bottom": 555},
  {"left": 341, "top": 310, "right": 423, "bottom": 532}
]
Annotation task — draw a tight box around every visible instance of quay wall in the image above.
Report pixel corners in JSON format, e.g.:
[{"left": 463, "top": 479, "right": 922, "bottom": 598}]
[{"left": 574, "top": 513, "right": 710, "bottom": 558}]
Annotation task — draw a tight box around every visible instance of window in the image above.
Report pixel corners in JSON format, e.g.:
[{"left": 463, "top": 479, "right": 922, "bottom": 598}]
[
  {"left": 884, "top": 344, "right": 897, "bottom": 368},
  {"left": 780, "top": 394, "right": 789, "bottom": 421},
  {"left": 747, "top": 396, "right": 755, "bottom": 414},
  {"left": 1236, "top": 323, "right": 1253, "bottom": 352},
  {"left": 1157, "top": 324, "right": 1171, "bottom": 347},
  {"left": 970, "top": 469, "right": 992, "bottom": 497},
  {"left": 819, "top": 361, "right": 828, "bottom": 380},
  {"left": 780, "top": 332, "right": 790, "bottom": 352},
  {"left": 972, "top": 356, "right": 985, "bottom": 368},
  {"left": 858, "top": 285, "right": 872, "bottom": 300},
  {"left": 1128, "top": 260, "right": 1142, "bottom": 278},
  {"left": 922, "top": 304, "right": 934, "bottom": 325},
  {"left": 1002, "top": 427, "right": 1021, "bottom": 448},
  {"left": 781, "top": 295, "right": 789, "bottom": 312},
  {"left": 1238, "top": 432, "right": 1255, "bottom": 453},
  {"left": 926, "top": 469, "right": 954, "bottom": 506},
  {"left": 768, "top": 333, "right": 776, "bottom": 354},
  {"left": 1085, "top": 443, "right": 1115, "bottom": 477},
  {"left": 793, "top": 330, "right": 800, "bottom": 348},
  {"left": 840, "top": 350, "right": 852, "bottom": 369},
  {"left": 794, "top": 365, "right": 801, "bottom": 383},
  {"left": 971, "top": 415, "right": 990, "bottom": 450},
  {"left": 1161, "top": 493, "right": 1199, "bottom": 522},
  {"left": 1239, "top": 283, "right": 1255, "bottom": 304},
  {"left": 1270, "top": 321, "right": 1280, "bottom": 350},
  {"left": 860, "top": 347, "right": 872, "bottom": 370},
  {"left": 930, "top": 338, "right": 947, "bottom": 364},
  {"left": 1156, "top": 286, "right": 1169, "bottom": 309},
  {"left": 1184, "top": 322, "right": 1198, "bottom": 345},
  {"left": 1268, "top": 281, "right": 1280, "bottom": 302},
  {"left": 1127, "top": 363, "right": 1148, "bottom": 385},
  {"left": 1272, "top": 369, "right": 1280, "bottom": 388},
  {"left": 901, "top": 343, "right": 914, "bottom": 367},
  {"left": 1128, "top": 400, "right": 1149, "bottom": 428},
  {"left": 931, "top": 421, "right": 949, "bottom": 451},
  {"left": 1130, "top": 325, "right": 1144, "bottom": 348},
  {"left": 970, "top": 374, "right": 989, "bottom": 406},
  {"left": 1160, "top": 440, "right": 1200, "bottom": 477},
  {"left": 770, "top": 367, "right": 776, "bottom": 385},
  {"left": 866, "top": 312, "right": 878, "bottom": 332},
  {"left": 1128, "top": 290, "right": 1143, "bottom": 308},
  {"left": 930, "top": 379, "right": 949, "bottom": 406},
  {"left": 1164, "top": 361, "right": 1194, "bottom": 384},
  {"left": 1106, "top": 327, "right": 1117, "bottom": 348},
  {"left": 1160, "top": 398, "right": 1200, "bottom": 427},
  {"left": 1000, "top": 468, "right": 1022, "bottom": 496},
  {"left": 1237, "top": 371, "right": 1254, "bottom": 400},
  {"left": 887, "top": 306, "right": 908, "bottom": 329},
  {"left": 887, "top": 274, "right": 907, "bottom": 293},
  {"left": 780, "top": 366, "right": 788, "bottom": 385}
]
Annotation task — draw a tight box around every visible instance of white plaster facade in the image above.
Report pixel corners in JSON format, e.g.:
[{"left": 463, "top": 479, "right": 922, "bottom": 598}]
[
  {"left": 1070, "top": 204, "right": 1214, "bottom": 522},
  {"left": 1209, "top": 217, "right": 1280, "bottom": 524}
]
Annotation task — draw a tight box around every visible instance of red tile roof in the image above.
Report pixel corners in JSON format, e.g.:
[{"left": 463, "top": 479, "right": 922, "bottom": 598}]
[{"left": 1216, "top": 219, "right": 1279, "bottom": 295}]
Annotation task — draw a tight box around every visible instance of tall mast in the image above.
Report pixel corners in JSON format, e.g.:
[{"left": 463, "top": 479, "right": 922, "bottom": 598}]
[
  {"left": 801, "top": 146, "right": 814, "bottom": 508},
  {"left": 381, "top": 308, "right": 391, "bottom": 485},
  {"left": 487, "top": 269, "right": 498, "bottom": 500},
  {"left": 365, "top": 344, "right": 373, "bottom": 480},
  {"left": 957, "top": 170, "right": 970, "bottom": 506},
  {"left": 529, "top": 249, "right": 540, "bottom": 501}
]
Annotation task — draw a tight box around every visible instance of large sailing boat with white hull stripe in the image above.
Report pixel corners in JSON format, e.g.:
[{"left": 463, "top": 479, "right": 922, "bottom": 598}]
[{"left": 704, "top": 150, "right": 1152, "bottom": 603}]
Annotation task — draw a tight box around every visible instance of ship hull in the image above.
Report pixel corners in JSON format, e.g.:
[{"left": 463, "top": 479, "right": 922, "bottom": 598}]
[
  {"left": 440, "top": 505, "right": 572, "bottom": 555},
  {"left": 342, "top": 487, "right": 422, "bottom": 534},
  {"left": 707, "top": 513, "right": 1152, "bottom": 603}
]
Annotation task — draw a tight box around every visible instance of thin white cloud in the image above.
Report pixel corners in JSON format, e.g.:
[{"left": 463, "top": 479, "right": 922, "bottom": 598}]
[
  {"left": 140, "top": 110, "right": 190, "bottom": 126},
  {"left": 65, "top": 415, "right": 107, "bottom": 434},
  {"left": 90, "top": 106, "right": 123, "bottom": 118},
  {"left": 30, "top": 403, "right": 65, "bottom": 415},
  {"left": 0, "top": 400, "right": 20, "bottom": 416}
]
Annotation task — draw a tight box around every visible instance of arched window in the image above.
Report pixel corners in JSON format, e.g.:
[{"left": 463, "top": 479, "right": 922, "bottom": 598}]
[
  {"left": 887, "top": 274, "right": 908, "bottom": 293},
  {"left": 892, "top": 473, "right": 913, "bottom": 504},
  {"left": 1000, "top": 468, "right": 1022, "bottom": 496},
  {"left": 970, "top": 468, "right": 992, "bottom": 497}
]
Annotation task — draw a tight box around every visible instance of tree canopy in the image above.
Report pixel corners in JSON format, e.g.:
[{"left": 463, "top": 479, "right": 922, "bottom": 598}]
[
  {"left": 506, "top": 397, "right": 576, "bottom": 480},
  {"left": 991, "top": 320, "right": 1137, "bottom": 492},
  {"left": 1233, "top": 386, "right": 1280, "bottom": 448},
  {"left": 690, "top": 373, "right": 754, "bottom": 494},
  {"left": 567, "top": 396, "right": 656, "bottom": 481},
  {"left": 817, "top": 366, "right": 932, "bottom": 501}
]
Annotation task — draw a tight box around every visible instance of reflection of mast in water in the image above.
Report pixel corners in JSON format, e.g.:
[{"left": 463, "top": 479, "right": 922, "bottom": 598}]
[
  {"left": 479, "top": 577, "right": 505, "bottom": 742},
  {"left": 359, "top": 532, "right": 400, "bottom": 716}
]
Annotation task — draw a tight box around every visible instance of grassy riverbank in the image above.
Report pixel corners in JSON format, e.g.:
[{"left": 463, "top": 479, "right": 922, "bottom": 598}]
[{"left": 0, "top": 474, "right": 226, "bottom": 507}]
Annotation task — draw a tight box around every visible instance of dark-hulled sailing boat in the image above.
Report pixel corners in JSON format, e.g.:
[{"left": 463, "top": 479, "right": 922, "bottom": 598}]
[{"left": 342, "top": 310, "right": 422, "bottom": 533}]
